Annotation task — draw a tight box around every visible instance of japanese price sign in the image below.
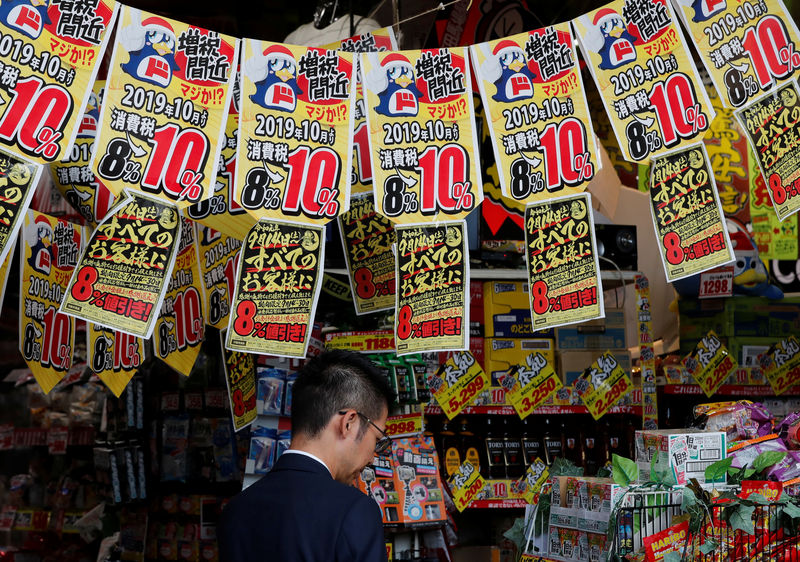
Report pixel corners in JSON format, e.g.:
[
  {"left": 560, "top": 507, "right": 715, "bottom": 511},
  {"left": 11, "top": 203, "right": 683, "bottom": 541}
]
[
  {"left": 236, "top": 40, "right": 355, "bottom": 225},
  {"left": 573, "top": 0, "right": 715, "bottom": 162},
  {"left": 0, "top": 0, "right": 117, "bottom": 164},
  {"left": 521, "top": 458, "right": 549, "bottom": 504},
  {"left": 94, "top": 6, "right": 239, "bottom": 207},
  {"left": 471, "top": 25, "right": 599, "bottom": 204},
  {"left": 186, "top": 74, "right": 257, "bottom": 240},
  {"left": 87, "top": 324, "right": 145, "bottom": 397},
  {"left": 649, "top": 143, "right": 734, "bottom": 281},
  {"left": 51, "top": 81, "right": 117, "bottom": 226},
  {"left": 385, "top": 412, "right": 424, "bottom": 437},
  {"left": 498, "top": 352, "right": 563, "bottom": 419},
  {"left": 524, "top": 192, "right": 604, "bottom": 331},
  {"left": 196, "top": 224, "right": 240, "bottom": 329},
  {"left": 574, "top": 351, "right": 633, "bottom": 419},
  {"left": 361, "top": 48, "right": 482, "bottom": 223},
  {"left": 736, "top": 81, "right": 800, "bottom": 221},
  {"left": 220, "top": 336, "right": 257, "bottom": 431},
  {"left": 449, "top": 461, "right": 485, "bottom": 512},
  {"left": 636, "top": 275, "right": 658, "bottom": 429},
  {"left": 698, "top": 266, "right": 734, "bottom": 298},
  {"left": 395, "top": 221, "right": 468, "bottom": 355},
  {"left": 749, "top": 143, "right": 798, "bottom": 260},
  {"left": 760, "top": 336, "right": 800, "bottom": 395},
  {"left": 682, "top": 331, "right": 736, "bottom": 397},
  {"left": 338, "top": 194, "right": 395, "bottom": 314},
  {"left": 324, "top": 330, "right": 395, "bottom": 353},
  {"left": 60, "top": 192, "right": 182, "bottom": 338},
  {"left": 225, "top": 219, "right": 323, "bottom": 358},
  {"left": 322, "top": 28, "right": 398, "bottom": 198},
  {"left": 19, "top": 211, "right": 81, "bottom": 393},
  {"left": 670, "top": 0, "right": 800, "bottom": 108},
  {"left": 0, "top": 150, "right": 40, "bottom": 266},
  {"left": 429, "top": 351, "right": 489, "bottom": 419},
  {"left": 153, "top": 216, "right": 204, "bottom": 377}
]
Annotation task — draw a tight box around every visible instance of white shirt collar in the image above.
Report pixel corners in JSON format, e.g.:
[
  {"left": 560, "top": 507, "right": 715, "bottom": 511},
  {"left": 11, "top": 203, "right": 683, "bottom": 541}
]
[{"left": 283, "top": 449, "right": 332, "bottom": 475}]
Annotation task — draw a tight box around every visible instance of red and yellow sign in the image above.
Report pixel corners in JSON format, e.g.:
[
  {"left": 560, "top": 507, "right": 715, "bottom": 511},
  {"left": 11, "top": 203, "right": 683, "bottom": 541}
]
[
  {"left": 575, "top": 351, "right": 633, "bottom": 419},
  {"left": 683, "top": 331, "right": 736, "bottom": 397},
  {"left": 221, "top": 339, "right": 257, "bottom": 431},
  {"left": 760, "top": 336, "right": 800, "bottom": 395},
  {"left": 0, "top": 151, "right": 41, "bottom": 267},
  {"left": 499, "top": 352, "right": 563, "bottom": 419},
  {"left": 385, "top": 412, "right": 424, "bottom": 437},
  {"left": 521, "top": 458, "right": 549, "bottom": 504},
  {"left": 324, "top": 330, "right": 395, "bottom": 353},
  {"left": 430, "top": 352, "right": 490, "bottom": 419},
  {"left": 450, "top": 461, "right": 485, "bottom": 512},
  {"left": 196, "top": 224, "right": 241, "bottom": 329},
  {"left": 87, "top": 324, "right": 145, "bottom": 397}
]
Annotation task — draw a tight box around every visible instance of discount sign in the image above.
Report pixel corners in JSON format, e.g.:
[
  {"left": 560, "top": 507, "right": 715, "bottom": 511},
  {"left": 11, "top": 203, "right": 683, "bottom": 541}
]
[
  {"left": 682, "top": 331, "right": 736, "bottom": 397},
  {"left": 220, "top": 337, "right": 257, "bottom": 431},
  {"left": 429, "top": 352, "right": 490, "bottom": 419},
  {"left": 87, "top": 324, "right": 145, "bottom": 397},
  {"left": 499, "top": 352, "right": 563, "bottom": 419},
  {"left": 0, "top": 151, "right": 41, "bottom": 267},
  {"left": 575, "top": 352, "right": 633, "bottom": 419},
  {"left": 760, "top": 336, "right": 800, "bottom": 395},
  {"left": 449, "top": 461, "right": 485, "bottom": 512}
]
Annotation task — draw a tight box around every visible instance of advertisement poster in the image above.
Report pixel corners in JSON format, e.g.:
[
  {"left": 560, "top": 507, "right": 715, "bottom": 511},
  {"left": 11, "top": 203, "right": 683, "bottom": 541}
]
[
  {"left": 60, "top": 192, "right": 182, "bottom": 338},
  {"left": 0, "top": 152, "right": 41, "bottom": 267},
  {"left": 636, "top": 275, "right": 659, "bottom": 429},
  {"left": 19, "top": 211, "right": 81, "bottom": 393},
  {"left": 749, "top": 144, "right": 798, "bottom": 259},
  {"left": 226, "top": 219, "right": 323, "bottom": 358},
  {"left": 760, "top": 336, "right": 800, "bottom": 395},
  {"left": 51, "top": 81, "right": 117, "bottom": 226},
  {"left": 498, "top": 352, "right": 563, "bottom": 419},
  {"left": 361, "top": 47, "right": 482, "bottom": 224},
  {"left": 153, "top": 216, "right": 204, "bottom": 376},
  {"left": 649, "top": 143, "right": 734, "bottom": 281},
  {"left": 322, "top": 28, "right": 398, "bottom": 198},
  {"left": 236, "top": 39, "right": 355, "bottom": 225},
  {"left": 93, "top": 6, "right": 239, "bottom": 207},
  {"left": 428, "top": 351, "right": 490, "bottom": 419},
  {"left": 524, "top": 192, "right": 604, "bottom": 331},
  {"left": 0, "top": 0, "right": 117, "bottom": 164},
  {"left": 736, "top": 80, "right": 800, "bottom": 221},
  {"left": 186, "top": 74, "right": 257, "bottom": 240},
  {"left": 87, "top": 324, "right": 145, "bottom": 397},
  {"left": 220, "top": 335, "right": 257, "bottom": 431},
  {"left": 683, "top": 331, "right": 736, "bottom": 397},
  {"left": 196, "top": 224, "right": 241, "bottom": 329},
  {"left": 574, "top": 351, "right": 634, "bottom": 420},
  {"left": 395, "top": 221, "right": 468, "bottom": 355},
  {"left": 573, "top": 0, "right": 715, "bottom": 162},
  {"left": 671, "top": 0, "right": 800, "bottom": 109},
  {"left": 471, "top": 25, "right": 599, "bottom": 204},
  {"left": 449, "top": 461, "right": 484, "bottom": 512},
  {"left": 338, "top": 194, "right": 395, "bottom": 314},
  {"left": 520, "top": 459, "right": 549, "bottom": 504}
]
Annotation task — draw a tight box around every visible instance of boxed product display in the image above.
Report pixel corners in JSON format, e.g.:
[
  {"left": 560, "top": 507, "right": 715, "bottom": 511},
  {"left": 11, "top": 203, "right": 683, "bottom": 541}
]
[
  {"left": 484, "top": 338, "right": 556, "bottom": 386},
  {"left": 391, "top": 436, "right": 447, "bottom": 525},
  {"left": 635, "top": 429, "right": 727, "bottom": 486},
  {"left": 556, "top": 309, "right": 627, "bottom": 351}
]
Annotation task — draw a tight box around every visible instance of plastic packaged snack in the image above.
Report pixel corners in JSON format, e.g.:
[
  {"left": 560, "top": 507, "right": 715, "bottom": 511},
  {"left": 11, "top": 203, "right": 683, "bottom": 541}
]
[
  {"left": 729, "top": 435, "right": 787, "bottom": 470},
  {"left": 777, "top": 411, "right": 800, "bottom": 449},
  {"left": 694, "top": 401, "right": 773, "bottom": 442}
]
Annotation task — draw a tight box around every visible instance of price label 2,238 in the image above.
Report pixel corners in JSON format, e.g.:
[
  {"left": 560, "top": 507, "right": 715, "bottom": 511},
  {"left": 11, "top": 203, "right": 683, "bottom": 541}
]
[{"left": 761, "top": 336, "right": 800, "bottom": 395}]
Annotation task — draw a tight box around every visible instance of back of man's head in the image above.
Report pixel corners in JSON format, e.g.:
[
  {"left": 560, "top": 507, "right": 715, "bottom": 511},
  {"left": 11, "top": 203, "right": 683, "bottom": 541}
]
[{"left": 291, "top": 350, "right": 395, "bottom": 439}]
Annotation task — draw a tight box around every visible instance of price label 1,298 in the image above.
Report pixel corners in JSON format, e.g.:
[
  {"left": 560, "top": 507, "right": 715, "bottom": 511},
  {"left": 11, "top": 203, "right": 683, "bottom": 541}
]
[
  {"left": 698, "top": 266, "right": 734, "bottom": 299},
  {"left": 449, "top": 461, "right": 485, "bottom": 512}
]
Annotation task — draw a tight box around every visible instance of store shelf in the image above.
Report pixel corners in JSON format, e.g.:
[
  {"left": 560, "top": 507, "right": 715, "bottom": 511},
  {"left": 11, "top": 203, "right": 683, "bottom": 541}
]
[
  {"left": 468, "top": 498, "right": 528, "bottom": 509},
  {"left": 662, "top": 384, "right": 799, "bottom": 396},
  {"left": 425, "top": 404, "right": 641, "bottom": 415}
]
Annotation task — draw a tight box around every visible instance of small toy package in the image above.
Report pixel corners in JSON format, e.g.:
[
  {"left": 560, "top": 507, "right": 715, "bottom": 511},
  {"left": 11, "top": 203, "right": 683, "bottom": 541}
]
[{"left": 256, "top": 368, "right": 286, "bottom": 415}]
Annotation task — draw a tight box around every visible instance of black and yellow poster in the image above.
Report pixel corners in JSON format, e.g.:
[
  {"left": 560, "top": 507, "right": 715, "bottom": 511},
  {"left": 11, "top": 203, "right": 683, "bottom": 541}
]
[
  {"left": 395, "top": 221, "right": 468, "bottom": 354},
  {"left": 196, "top": 224, "right": 241, "bottom": 329},
  {"left": 524, "top": 192, "right": 603, "bottom": 330},
  {"left": 19, "top": 211, "right": 81, "bottom": 393},
  {"left": 736, "top": 81, "right": 800, "bottom": 221},
  {"left": 225, "top": 219, "right": 323, "bottom": 358},
  {"left": 59, "top": 192, "right": 182, "bottom": 338},
  {"left": 649, "top": 143, "right": 734, "bottom": 281},
  {"left": 0, "top": 152, "right": 41, "bottom": 267},
  {"left": 87, "top": 324, "right": 145, "bottom": 397},
  {"left": 153, "top": 216, "right": 204, "bottom": 376},
  {"left": 338, "top": 194, "right": 395, "bottom": 314},
  {"left": 220, "top": 333, "right": 257, "bottom": 431}
]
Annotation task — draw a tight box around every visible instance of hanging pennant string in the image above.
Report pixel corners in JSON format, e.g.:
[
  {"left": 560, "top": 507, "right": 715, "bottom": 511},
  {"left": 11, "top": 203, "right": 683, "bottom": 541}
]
[{"left": 370, "top": 0, "right": 474, "bottom": 32}]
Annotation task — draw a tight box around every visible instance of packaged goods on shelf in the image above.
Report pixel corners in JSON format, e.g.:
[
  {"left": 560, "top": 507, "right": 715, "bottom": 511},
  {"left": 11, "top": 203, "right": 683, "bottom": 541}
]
[
  {"left": 635, "top": 429, "right": 727, "bottom": 486},
  {"left": 484, "top": 337, "right": 556, "bottom": 385},
  {"left": 556, "top": 309, "right": 626, "bottom": 350}
]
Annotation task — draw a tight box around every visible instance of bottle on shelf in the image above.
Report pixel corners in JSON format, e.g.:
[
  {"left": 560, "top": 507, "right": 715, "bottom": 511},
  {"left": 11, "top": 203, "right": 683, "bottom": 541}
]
[
  {"left": 458, "top": 417, "right": 483, "bottom": 475},
  {"left": 485, "top": 416, "right": 506, "bottom": 479},
  {"left": 542, "top": 417, "right": 564, "bottom": 466},
  {"left": 503, "top": 417, "right": 524, "bottom": 479},
  {"left": 440, "top": 420, "right": 461, "bottom": 479},
  {"left": 583, "top": 423, "right": 600, "bottom": 476},
  {"left": 562, "top": 420, "right": 583, "bottom": 468},
  {"left": 520, "top": 417, "right": 543, "bottom": 467}
]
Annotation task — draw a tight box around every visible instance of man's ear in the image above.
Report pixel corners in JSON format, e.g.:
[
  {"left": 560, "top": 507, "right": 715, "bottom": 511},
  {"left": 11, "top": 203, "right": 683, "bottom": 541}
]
[{"left": 336, "top": 410, "right": 358, "bottom": 438}]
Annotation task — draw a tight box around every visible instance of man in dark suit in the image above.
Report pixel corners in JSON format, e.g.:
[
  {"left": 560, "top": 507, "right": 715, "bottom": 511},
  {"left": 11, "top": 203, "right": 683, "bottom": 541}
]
[{"left": 219, "top": 350, "right": 394, "bottom": 561}]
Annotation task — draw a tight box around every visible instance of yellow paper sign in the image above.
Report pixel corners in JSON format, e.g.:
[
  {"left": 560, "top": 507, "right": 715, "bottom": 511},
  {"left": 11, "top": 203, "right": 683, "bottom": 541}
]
[
  {"left": 324, "top": 330, "right": 395, "bottom": 353},
  {"left": 521, "top": 458, "right": 549, "bottom": 504},
  {"left": 760, "top": 336, "right": 800, "bottom": 395},
  {"left": 430, "top": 352, "right": 490, "bottom": 419},
  {"left": 0, "top": 0, "right": 117, "bottom": 164},
  {"left": 499, "top": 352, "right": 563, "bottom": 419},
  {"left": 575, "top": 351, "right": 634, "bottom": 420},
  {"left": 196, "top": 224, "right": 241, "bottom": 329},
  {"left": 59, "top": 192, "right": 182, "bottom": 338},
  {"left": 671, "top": 0, "right": 800, "bottom": 109},
  {"left": 450, "top": 461, "right": 485, "bottom": 512},
  {"left": 395, "top": 221, "right": 468, "bottom": 355},
  {"left": 19, "top": 211, "right": 81, "bottom": 393},
  {"left": 87, "top": 324, "right": 145, "bottom": 397},
  {"left": 471, "top": 25, "right": 599, "bottom": 204},
  {"left": 636, "top": 275, "right": 658, "bottom": 429},
  {"left": 338, "top": 194, "right": 396, "bottom": 314},
  {"left": 649, "top": 143, "right": 734, "bottom": 281},
  {"left": 736, "top": 81, "right": 800, "bottom": 221},
  {"left": 220, "top": 337, "right": 257, "bottom": 431},
  {"left": 235, "top": 40, "right": 355, "bottom": 225},
  {"left": 225, "top": 219, "right": 323, "bottom": 358},
  {"left": 360, "top": 47, "right": 483, "bottom": 223},
  {"left": 749, "top": 143, "right": 798, "bottom": 260},
  {"left": 573, "top": 0, "right": 715, "bottom": 162},
  {"left": 0, "top": 152, "right": 41, "bottom": 267},
  {"left": 93, "top": 6, "right": 239, "bottom": 207},
  {"left": 153, "top": 216, "right": 204, "bottom": 376},
  {"left": 385, "top": 412, "right": 424, "bottom": 437},
  {"left": 682, "top": 331, "right": 736, "bottom": 397},
  {"left": 524, "top": 192, "right": 604, "bottom": 331}
]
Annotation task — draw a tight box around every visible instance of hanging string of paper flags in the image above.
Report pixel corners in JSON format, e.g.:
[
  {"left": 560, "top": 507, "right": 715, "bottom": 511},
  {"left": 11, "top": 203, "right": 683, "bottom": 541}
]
[{"left": 0, "top": 0, "right": 798, "bottom": 397}]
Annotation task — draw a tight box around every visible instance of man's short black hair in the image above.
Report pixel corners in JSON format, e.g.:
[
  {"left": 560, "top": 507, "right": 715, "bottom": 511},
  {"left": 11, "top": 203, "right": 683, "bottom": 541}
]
[{"left": 291, "top": 349, "right": 395, "bottom": 438}]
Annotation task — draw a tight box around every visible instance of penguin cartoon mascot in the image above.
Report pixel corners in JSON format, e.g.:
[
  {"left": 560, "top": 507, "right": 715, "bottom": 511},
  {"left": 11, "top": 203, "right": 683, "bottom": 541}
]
[
  {"left": 77, "top": 89, "right": 101, "bottom": 138},
  {"left": 588, "top": 8, "right": 639, "bottom": 70},
  {"left": 27, "top": 215, "right": 54, "bottom": 275},
  {"left": 0, "top": 0, "right": 51, "bottom": 40},
  {"left": 244, "top": 43, "right": 302, "bottom": 112},
  {"left": 490, "top": 40, "right": 535, "bottom": 103},
  {"left": 119, "top": 14, "right": 180, "bottom": 88},
  {"left": 676, "top": 0, "right": 727, "bottom": 22},
  {"left": 371, "top": 53, "right": 423, "bottom": 118}
]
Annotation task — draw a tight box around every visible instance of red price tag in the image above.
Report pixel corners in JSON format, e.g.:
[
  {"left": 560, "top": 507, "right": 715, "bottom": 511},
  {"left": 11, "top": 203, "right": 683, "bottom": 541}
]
[
  {"left": 699, "top": 266, "right": 733, "bottom": 299},
  {"left": 47, "top": 427, "right": 68, "bottom": 455},
  {"left": 385, "top": 413, "right": 424, "bottom": 437}
]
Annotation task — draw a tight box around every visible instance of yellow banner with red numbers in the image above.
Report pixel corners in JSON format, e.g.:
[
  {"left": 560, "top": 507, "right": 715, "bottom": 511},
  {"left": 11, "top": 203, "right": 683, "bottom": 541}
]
[
  {"left": 499, "top": 352, "right": 563, "bottom": 419},
  {"left": 450, "top": 461, "right": 485, "bottom": 512},
  {"left": 574, "top": 351, "right": 633, "bottom": 419},
  {"left": 430, "top": 352, "right": 490, "bottom": 419},
  {"left": 220, "top": 338, "right": 257, "bottom": 431},
  {"left": 195, "top": 224, "right": 241, "bottom": 329},
  {"left": 682, "top": 331, "right": 736, "bottom": 397},
  {"left": 760, "top": 336, "right": 800, "bottom": 396},
  {"left": 87, "top": 324, "right": 145, "bottom": 397}
]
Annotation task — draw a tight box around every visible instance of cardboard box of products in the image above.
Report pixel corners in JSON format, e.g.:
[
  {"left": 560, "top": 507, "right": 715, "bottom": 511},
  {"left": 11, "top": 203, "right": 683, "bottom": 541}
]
[
  {"left": 484, "top": 338, "right": 556, "bottom": 386},
  {"left": 556, "top": 309, "right": 626, "bottom": 350},
  {"left": 483, "top": 281, "right": 554, "bottom": 338},
  {"left": 635, "top": 429, "right": 726, "bottom": 486}
]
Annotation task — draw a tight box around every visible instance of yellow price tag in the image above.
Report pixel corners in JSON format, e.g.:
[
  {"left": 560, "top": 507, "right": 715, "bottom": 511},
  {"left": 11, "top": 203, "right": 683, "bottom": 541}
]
[
  {"left": 575, "top": 352, "right": 633, "bottom": 420},
  {"left": 324, "top": 330, "right": 395, "bottom": 353},
  {"left": 385, "top": 413, "right": 424, "bottom": 437},
  {"left": 430, "top": 352, "right": 490, "bottom": 419},
  {"left": 683, "top": 331, "right": 736, "bottom": 397},
  {"left": 761, "top": 337, "right": 800, "bottom": 396},
  {"left": 500, "top": 352, "right": 563, "bottom": 419},
  {"left": 449, "top": 461, "right": 485, "bottom": 512},
  {"left": 521, "top": 458, "right": 549, "bottom": 505}
]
